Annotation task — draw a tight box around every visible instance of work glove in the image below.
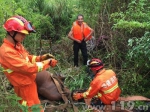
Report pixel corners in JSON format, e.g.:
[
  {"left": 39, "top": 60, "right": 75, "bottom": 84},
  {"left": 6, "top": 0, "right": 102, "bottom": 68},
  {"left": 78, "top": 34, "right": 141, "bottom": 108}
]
[
  {"left": 41, "top": 53, "right": 55, "bottom": 61},
  {"left": 73, "top": 93, "right": 83, "bottom": 100},
  {"left": 49, "top": 59, "right": 57, "bottom": 67}
]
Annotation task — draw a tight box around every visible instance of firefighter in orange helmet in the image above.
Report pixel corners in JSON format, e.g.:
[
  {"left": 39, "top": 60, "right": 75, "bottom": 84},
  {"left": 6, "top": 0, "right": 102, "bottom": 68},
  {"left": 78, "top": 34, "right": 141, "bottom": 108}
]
[
  {"left": 0, "top": 15, "right": 57, "bottom": 112},
  {"left": 73, "top": 58, "right": 121, "bottom": 111}
]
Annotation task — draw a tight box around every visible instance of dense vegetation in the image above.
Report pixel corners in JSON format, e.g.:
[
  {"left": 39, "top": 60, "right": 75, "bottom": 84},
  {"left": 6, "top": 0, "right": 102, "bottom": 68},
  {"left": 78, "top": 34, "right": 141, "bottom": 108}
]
[{"left": 0, "top": 0, "right": 150, "bottom": 111}]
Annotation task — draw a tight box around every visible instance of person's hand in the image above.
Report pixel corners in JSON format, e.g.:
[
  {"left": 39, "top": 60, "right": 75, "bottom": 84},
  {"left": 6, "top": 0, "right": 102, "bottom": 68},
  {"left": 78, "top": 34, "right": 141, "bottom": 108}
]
[
  {"left": 76, "top": 40, "right": 81, "bottom": 43},
  {"left": 41, "top": 53, "right": 55, "bottom": 61},
  {"left": 49, "top": 59, "right": 57, "bottom": 67},
  {"left": 84, "top": 37, "right": 87, "bottom": 41},
  {"left": 84, "top": 37, "right": 89, "bottom": 41},
  {"left": 73, "top": 93, "right": 83, "bottom": 100}
]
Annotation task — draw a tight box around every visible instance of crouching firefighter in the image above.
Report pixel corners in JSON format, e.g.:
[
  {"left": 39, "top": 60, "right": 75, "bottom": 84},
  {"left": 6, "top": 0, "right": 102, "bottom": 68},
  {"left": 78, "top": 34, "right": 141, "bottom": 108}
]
[{"left": 73, "top": 58, "right": 121, "bottom": 112}]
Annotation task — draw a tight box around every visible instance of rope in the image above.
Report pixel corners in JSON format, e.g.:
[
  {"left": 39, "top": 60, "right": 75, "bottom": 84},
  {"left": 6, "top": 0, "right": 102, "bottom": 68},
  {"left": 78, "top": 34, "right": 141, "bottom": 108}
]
[{"left": 42, "top": 73, "right": 78, "bottom": 112}]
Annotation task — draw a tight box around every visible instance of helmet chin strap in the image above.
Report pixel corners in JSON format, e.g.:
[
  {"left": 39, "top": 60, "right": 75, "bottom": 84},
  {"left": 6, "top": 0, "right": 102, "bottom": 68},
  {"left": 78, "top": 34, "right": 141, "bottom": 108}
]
[
  {"left": 96, "top": 67, "right": 104, "bottom": 74},
  {"left": 7, "top": 31, "right": 18, "bottom": 48}
]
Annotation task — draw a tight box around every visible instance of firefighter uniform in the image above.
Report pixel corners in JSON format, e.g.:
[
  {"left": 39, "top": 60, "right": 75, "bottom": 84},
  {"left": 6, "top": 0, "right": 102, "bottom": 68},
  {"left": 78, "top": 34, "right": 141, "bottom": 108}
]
[{"left": 82, "top": 68, "right": 121, "bottom": 105}]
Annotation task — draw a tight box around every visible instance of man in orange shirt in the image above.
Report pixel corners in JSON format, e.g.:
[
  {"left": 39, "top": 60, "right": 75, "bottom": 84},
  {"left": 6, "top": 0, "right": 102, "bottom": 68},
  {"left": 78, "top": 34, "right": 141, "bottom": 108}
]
[
  {"left": 73, "top": 58, "right": 121, "bottom": 111},
  {"left": 68, "top": 14, "right": 94, "bottom": 67},
  {"left": 0, "top": 15, "right": 57, "bottom": 112}
]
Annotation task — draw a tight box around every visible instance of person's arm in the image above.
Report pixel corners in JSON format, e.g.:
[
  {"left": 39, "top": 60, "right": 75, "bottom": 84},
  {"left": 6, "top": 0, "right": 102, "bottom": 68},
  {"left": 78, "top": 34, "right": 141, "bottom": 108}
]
[
  {"left": 68, "top": 27, "right": 81, "bottom": 43},
  {"left": 20, "top": 46, "right": 41, "bottom": 63},
  {"left": 28, "top": 53, "right": 55, "bottom": 63},
  {"left": 3, "top": 51, "right": 57, "bottom": 75},
  {"left": 73, "top": 78, "right": 102, "bottom": 100},
  {"left": 28, "top": 55, "right": 41, "bottom": 63},
  {"left": 82, "top": 79, "right": 102, "bottom": 99},
  {"left": 84, "top": 27, "right": 94, "bottom": 41}
]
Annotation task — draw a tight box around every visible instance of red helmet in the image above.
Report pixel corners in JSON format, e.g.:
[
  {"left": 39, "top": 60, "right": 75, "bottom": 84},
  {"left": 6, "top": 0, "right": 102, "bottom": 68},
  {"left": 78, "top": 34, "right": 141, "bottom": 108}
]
[
  {"left": 3, "top": 15, "right": 36, "bottom": 34},
  {"left": 87, "top": 58, "right": 104, "bottom": 71}
]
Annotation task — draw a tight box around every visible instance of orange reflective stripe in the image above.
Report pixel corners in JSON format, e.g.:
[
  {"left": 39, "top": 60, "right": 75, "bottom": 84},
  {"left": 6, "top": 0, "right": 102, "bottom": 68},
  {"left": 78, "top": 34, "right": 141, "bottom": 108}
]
[{"left": 103, "top": 83, "right": 118, "bottom": 94}]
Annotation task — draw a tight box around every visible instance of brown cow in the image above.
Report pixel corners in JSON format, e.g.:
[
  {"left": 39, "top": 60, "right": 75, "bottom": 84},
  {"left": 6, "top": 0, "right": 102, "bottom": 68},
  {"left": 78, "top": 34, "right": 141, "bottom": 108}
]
[
  {"left": 36, "top": 70, "right": 79, "bottom": 112},
  {"left": 36, "top": 70, "right": 65, "bottom": 101}
]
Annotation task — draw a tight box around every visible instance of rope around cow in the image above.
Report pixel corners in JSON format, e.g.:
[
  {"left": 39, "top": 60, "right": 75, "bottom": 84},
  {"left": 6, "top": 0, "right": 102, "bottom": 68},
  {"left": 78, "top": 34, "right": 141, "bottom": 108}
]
[{"left": 40, "top": 73, "right": 78, "bottom": 112}]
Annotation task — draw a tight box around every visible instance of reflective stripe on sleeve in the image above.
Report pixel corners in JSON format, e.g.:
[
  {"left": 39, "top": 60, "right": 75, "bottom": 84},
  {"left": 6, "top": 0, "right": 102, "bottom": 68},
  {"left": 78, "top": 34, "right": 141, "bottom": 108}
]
[
  {"left": 81, "top": 83, "right": 118, "bottom": 99},
  {"left": 0, "top": 66, "right": 13, "bottom": 73},
  {"left": 97, "top": 92, "right": 102, "bottom": 97},
  {"left": 103, "top": 83, "right": 118, "bottom": 94},
  {"left": 97, "top": 84, "right": 118, "bottom": 98},
  {"left": 36, "top": 62, "right": 44, "bottom": 72},
  {"left": 22, "top": 100, "right": 27, "bottom": 106},
  {"left": 82, "top": 87, "right": 92, "bottom": 98},
  {"left": 32, "top": 56, "right": 37, "bottom": 63},
  {"left": 3, "top": 69, "right": 13, "bottom": 73},
  {"left": 83, "top": 92, "right": 89, "bottom": 98}
]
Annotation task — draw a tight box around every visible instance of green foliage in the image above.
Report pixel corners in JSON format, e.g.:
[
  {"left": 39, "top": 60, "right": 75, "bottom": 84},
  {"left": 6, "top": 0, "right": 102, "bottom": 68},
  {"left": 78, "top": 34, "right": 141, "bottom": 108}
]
[
  {"left": 0, "top": 94, "right": 21, "bottom": 112},
  {"left": 112, "top": 20, "right": 150, "bottom": 32},
  {"left": 29, "top": 14, "right": 55, "bottom": 39},
  {"left": 1, "top": 0, "right": 150, "bottom": 111},
  {"left": 0, "top": 0, "right": 16, "bottom": 18},
  {"left": 37, "top": 0, "right": 74, "bottom": 39},
  {"left": 47, "top": 37, "right": 91, "bottom": 91},
  {"left": 64, "top": 66, "right": 91, "bottom": 91},
  {"left": 0, "top": 93, "right": 42, "bottom": 112},
  {"left": 78, "top": 0, "right": 102, "bottom": 27},
  {"left": 117, "top": 32, "right": 150, "bottom": 97},
  {"left": 0, "top": 0, "right": 16, "bottom": 44},
  {"left": 118, "top": 70, "right": 145, "bottom": 95},
  {"left": 111, "top": 0, "right": 150, "bottom": 32},
  {"left": 30, "top": 104, "right": 42, "bottom": 112},
  {"left": 127, "top": 32, "right": 150, "bottom": 72},
  {"left": 23, "top": 34, "right": 39, "bottom": 54}
]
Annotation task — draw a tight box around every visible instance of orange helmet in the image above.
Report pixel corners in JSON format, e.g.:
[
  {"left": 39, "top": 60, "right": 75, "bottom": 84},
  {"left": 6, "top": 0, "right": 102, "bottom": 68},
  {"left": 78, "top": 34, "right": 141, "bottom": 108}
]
[
  {"left": 87, "top": 58, "right": 104, "bottom": 71},
  {"left": 3, "top": 15, "right": 36, "bottom": 34}
]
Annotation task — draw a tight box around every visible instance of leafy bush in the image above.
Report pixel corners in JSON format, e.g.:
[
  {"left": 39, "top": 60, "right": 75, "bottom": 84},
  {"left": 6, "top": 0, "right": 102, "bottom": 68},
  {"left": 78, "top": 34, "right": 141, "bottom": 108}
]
[
  {"left": 127, "top": 32, "right": 150, "bottom": 73},
  {"left": 118, "top": 32, "right": 150, "bottom": 97},
  {"left": 118, "top": 70, "right": 145, "bottom": 96},
  {"left": 64, "top": 66, "right": 91, "bottom": 91},
  {"left": 111, "top": 0, "right": 150, "bottom": 32}
]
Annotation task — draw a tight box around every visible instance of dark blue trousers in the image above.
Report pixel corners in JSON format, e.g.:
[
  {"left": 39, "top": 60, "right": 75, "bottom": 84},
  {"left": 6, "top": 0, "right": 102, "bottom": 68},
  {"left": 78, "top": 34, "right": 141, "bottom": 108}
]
[{"left": 73, "top": 40, "right": 88, "bottom": 66}]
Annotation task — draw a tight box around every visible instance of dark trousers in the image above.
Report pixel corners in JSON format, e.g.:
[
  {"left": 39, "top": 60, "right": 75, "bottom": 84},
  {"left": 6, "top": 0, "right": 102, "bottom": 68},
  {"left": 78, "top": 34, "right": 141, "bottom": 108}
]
[{"left": 73, "top": 40, "right": 88, "bottom": 66}]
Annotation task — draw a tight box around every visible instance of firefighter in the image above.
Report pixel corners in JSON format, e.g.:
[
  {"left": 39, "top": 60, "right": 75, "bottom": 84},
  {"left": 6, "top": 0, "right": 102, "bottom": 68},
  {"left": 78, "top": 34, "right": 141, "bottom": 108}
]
[
  {"left": 73, "top": 58, "right": 121, "bottom": 112},
  {"left": 0, "top": 15, "right": 57, "bottom": 112}
]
